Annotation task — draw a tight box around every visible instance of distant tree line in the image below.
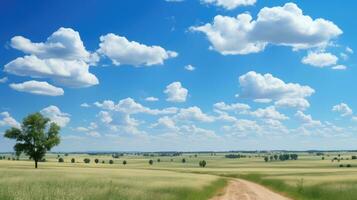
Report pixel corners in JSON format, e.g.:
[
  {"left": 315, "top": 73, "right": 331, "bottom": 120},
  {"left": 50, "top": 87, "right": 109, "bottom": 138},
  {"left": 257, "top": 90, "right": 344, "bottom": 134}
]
[
  {"left": 264, "top": 154, "right": 298, "bottom": 162},
  {"left": 225, "top": 154, "right": 246, "bottom": 159}
]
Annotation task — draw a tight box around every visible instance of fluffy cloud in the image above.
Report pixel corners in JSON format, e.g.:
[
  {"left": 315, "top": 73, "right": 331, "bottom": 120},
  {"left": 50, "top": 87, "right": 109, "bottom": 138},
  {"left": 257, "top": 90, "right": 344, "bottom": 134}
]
[
  {"left": 0, "top": 77, "right": 8, "bottom": 83},
  {"left": 4, "top": 27, "right": 99, "bottom": 88},
  {"left": 86, "top": 131, "right": 101, "bottom": 137},
  {"left": 5, "top": 55, "right": 98, "bottom": 88},
  {"left": 250, "top": 106, "right": 288, "bottom": 121},
  {"left": 40, "top": 105, "right": 70, "bottom": 127},
  {"left": 223, "top": 119, "right": 261, "bottom": 135},
  {"left": 332, "top": 65, "right": 347, "bottom": 70},
  {"left": 10, "top": 28, "right": 96, "bottom": 61},
  {"left": 295, "top": 111, "right": 321, "bottom": 127},
  {"left": 175, "top": 106, "right": 215, "bottom": 122},
  {"left": 94, "top": 98, "right": 178, "bottom": 115},
  {"left": 302, "top": 52, "right": 338, "bottom": 67},
  {"left": 0, "top": 112, "right": 20, "bottom": 128},
  {"left": 213, "top": 102, "right": 250, "bottom": 113},
  {"left": 9, "top": 80, "right": 64, "bottom": 96},
  {"left": 275, "top": 98, "right": 310, "bottom": 110},
  {"left": 238, "top": 71, "right": 314, "bottom": 108},
  {"left": 80, "top": 103, "right": 91, "bottom": 108},
  {"left": 151, "top": 116, "right": 178, "bottom": 131},
  {"left": 191, "top": 3, "right": 342, "bottom": 55},
  {"left": 184, "top": 64, "right": 195, "bottom": 71},
  {"left": 145, "top": 97, "right": 159, "bottom": 102},
  {"left": 98, "top": 33, "right": 177, "bottom": 66},
  {"left": 98, "top": 111, "right": 113, "bottom": 124},
  {"left": 332, "top": 103, "right": 353, "bottom": 117},
  {"left": 164, "top": 82, "right": 188, "bottom": 102},
  {"left": 201, "top": 0, "right": 256, "bottom": 10}
]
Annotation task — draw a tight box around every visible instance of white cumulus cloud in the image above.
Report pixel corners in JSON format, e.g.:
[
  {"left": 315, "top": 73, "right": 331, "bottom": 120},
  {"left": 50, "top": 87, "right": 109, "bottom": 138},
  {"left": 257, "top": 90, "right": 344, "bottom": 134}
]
[
  {"left": 145, "top": 96, "right": 159, "bottom": 102},
  {"left": 9, "top": 80, "right": 64, "bottom": 96},
  {"left": 4, "top": 27, "right": 99, "bottom": 88},
  {"left": 191, "top": 3, "right": 342, "bottom": 55},
  {"left": 184, "top": 64, "right": 195, "bottom": 71},
  {"left": 302, "top": 52, "right": 338, "bottom": 67},
  {"left": 0, "top": 112, "right": 20, "bottom": 128},
  {"left": 201, "top": 0, "right": 256, "bottom": 10},
  {"left": 40, "top": 105, "right": 70, "bottom": 127},
  {"left": 164, "top": 82, "right": 188, "bottom": 102},
  {"left": 98, "top": 33, "right": 177, "bottom": 66},
  {"left": 332, "top": 103, "right": 353, "bottom": 117},
  {"left": 0, "top": 77, "right": 8, "bottom": 83},
  {"left": 332, "top": 65, "right": 347, "bottom": 70},
  {"left": 238, "top": 71, "right": 314, "bottom": 106}
]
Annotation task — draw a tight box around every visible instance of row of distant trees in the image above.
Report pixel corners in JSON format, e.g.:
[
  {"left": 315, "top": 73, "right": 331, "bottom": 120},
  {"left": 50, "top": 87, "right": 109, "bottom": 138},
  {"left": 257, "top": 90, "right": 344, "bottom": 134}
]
[
  {"left": 148, "top": 158, "right": 206, "bottom": 167},
  {"left": 56, "top": 157, "right": 207, "bottom": 167},
  {"left": 264, "top": 154, "right": 298, "bottom": 162},
  {"left": 225, "top": 154, "right": 247, "bottom": 159},
  {"left": 57, "top": 157, "right": 127, "bottom": 165}
]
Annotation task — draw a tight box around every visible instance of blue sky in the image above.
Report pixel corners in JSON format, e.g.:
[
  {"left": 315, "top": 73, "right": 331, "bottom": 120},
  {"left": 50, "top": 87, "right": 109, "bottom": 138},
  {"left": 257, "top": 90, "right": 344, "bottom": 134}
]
[{"left": 1, "top": 0, "right": 357, "bottom": 152}]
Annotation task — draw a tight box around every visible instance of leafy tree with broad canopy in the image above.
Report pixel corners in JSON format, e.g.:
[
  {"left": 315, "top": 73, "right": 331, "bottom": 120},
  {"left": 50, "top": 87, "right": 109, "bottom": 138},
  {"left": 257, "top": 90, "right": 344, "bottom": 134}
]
[{"left": 4, "top": 113, "right": 61, "bottom": 168}]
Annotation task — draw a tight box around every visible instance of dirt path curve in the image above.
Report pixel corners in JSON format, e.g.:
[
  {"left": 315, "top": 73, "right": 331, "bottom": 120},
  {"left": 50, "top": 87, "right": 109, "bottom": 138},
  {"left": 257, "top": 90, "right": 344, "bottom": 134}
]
[{"left": 210, "top": 179, "right": 292, "bottom": 200}]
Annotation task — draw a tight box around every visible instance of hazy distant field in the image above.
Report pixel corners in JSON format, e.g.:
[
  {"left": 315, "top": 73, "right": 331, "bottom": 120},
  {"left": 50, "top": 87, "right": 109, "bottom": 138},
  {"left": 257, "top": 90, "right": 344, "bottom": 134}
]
[{"left": 1, "top": 152, "right": 357, "bottom": 200}]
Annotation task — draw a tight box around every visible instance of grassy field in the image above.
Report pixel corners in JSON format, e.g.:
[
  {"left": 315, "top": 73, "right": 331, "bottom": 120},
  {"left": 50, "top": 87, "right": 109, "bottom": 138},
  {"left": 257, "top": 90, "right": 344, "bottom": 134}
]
[{"left": 0, "top": 152, "right": 357, "bottom": 200}]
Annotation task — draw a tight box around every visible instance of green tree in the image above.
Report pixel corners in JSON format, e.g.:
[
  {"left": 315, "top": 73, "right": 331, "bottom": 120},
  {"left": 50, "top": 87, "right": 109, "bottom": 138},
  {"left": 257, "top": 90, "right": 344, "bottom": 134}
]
[
  {"left": 199, "top": 160, "right": 207, "bottom": 167},
  {"left": 4, "top": 113, "right": 60, "bottom": 168}
]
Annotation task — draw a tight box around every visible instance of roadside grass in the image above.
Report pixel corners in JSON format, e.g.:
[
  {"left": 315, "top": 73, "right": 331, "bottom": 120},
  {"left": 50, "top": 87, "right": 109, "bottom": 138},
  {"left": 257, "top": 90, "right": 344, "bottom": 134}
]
[
  {"left": 0, "top": 161, "right": 226, "bottom": 200},
  {"left": 2, "top": 152, "right": 357, "bottom": 200},
  {"left": 227, "top": 173, "right": 357, "bottom": 200}
]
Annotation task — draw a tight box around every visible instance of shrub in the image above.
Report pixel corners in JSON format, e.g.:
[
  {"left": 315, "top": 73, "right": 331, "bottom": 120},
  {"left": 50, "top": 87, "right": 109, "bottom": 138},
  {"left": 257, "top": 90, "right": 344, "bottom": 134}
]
[
  {"left": 102, "top": 160, "right": 105, "bottom": 164},
  {"left": 58, "top": 158, "right": 64, "bottom": 163},
  {"left": 182, "top": 158, "right": 186, "bottom": 163},
  {"left": 83, "top": 158, "right": 90, "bottom": 163},
  {"left": 352, "top": 155, "right": 357, "bottom": 160},
  {"left": 157, "top": 158, "right": 161, "bottom": 162},
  {"left": 264, "top": 156, "right": 269, "bottom": 162},
  {"left": 71, "top": 158, "right": 75, "bottom": 163},
  {"left": 322, "top": 157, "right": 325, "bottom": 160},
  {"left": 95, "top": 158, "right": 99, "bottom": 164},
  {"left": 123, "top": 160, "right": 127, "bottom": 165},
  {"left": 149, "top": 160, "right": 153, "bottom": 165},
  {"left": 199, "top": 160, "right": 207, "bottom": 167},
  {"left": 109, "top": 160, "right": 114, "bottom": 164},
  {"left": 347, "top": 164, "right": 352, "bottom": 168},
  {"left": 7, "top": 157, "right": 10, "bottom": 160},
  {"left": 65, "top": 153, "right": 69, "bottom": 156},
  {"left": 339, "top": 164, "right": 344, "bottom": 168},
  {"left": 170, "top": 159, "right": 173, "bottom": 162},
  {"left": 0, "top": 156, "right": 2, "bottom": 160},
  {"left": 225, "top": 154, "right": 241, "bottom": 159}
]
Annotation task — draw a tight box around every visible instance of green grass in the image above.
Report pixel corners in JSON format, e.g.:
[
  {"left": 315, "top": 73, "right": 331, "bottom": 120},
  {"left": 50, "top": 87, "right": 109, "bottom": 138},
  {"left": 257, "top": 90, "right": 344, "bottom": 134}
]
[
  {"left": 1, "top": 152, "right": 357, "bottom": 200},
  {"left": 0, "top": 160, "right": 226, "bottom": 200},
  {"left": 233, "top": 173, "right": 357, "bottom": 200}
]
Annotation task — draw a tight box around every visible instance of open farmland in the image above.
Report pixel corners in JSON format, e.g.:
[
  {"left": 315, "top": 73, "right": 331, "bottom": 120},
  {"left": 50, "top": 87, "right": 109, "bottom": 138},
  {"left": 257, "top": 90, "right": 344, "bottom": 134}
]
[{"left": 1, "top": 152, "right": 357, "bottom": 200}]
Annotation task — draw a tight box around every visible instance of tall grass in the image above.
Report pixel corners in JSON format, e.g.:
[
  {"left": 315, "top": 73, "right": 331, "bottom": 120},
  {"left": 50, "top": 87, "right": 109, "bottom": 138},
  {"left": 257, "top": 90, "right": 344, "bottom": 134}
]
[
  {"left": 0, "top": 161, "right": 227, "bottom": 200},
  {"left": 235, "top": 173, "right": 357, "bottom": 200}
]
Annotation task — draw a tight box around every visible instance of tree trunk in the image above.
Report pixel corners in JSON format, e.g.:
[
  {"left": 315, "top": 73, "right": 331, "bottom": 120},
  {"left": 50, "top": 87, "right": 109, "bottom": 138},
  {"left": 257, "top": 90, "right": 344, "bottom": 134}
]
[{"left": 35, "top": 160, "right": 38, "bottom": 168}]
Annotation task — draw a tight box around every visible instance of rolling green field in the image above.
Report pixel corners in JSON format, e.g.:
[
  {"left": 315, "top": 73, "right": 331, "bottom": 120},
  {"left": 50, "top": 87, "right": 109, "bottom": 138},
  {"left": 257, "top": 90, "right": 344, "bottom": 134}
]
[{"left": 0, "top": 152, "right": 357, "bottom": 200}]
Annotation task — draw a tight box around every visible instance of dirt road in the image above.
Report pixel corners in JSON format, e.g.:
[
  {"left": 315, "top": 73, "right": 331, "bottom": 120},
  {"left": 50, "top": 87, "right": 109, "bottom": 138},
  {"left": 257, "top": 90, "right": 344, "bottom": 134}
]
[{"left": 210, "top": 179, "right": 292, "bottom": 200}]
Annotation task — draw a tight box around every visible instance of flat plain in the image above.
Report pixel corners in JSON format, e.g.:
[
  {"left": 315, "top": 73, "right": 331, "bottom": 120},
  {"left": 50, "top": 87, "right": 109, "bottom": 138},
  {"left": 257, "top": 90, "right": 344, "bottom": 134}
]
[{"left": 0, "top": 152, "right": 356, "bottom": 200}]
